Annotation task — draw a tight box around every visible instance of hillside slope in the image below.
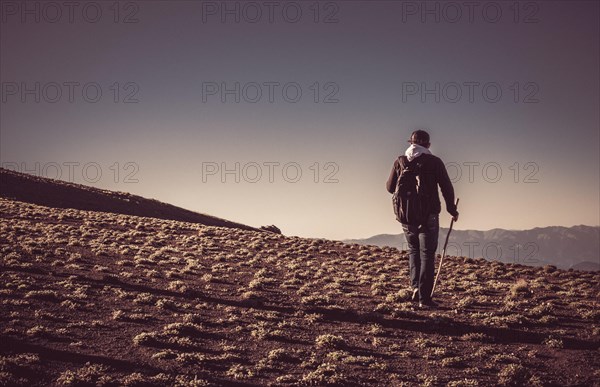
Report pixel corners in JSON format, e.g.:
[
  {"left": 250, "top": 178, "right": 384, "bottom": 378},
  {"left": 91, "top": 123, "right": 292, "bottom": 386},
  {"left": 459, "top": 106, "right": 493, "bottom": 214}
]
[
  {"left": 0, "top": 168, "right": 259, "bottom": 232},
  {"left": 1, "top": 198, "right": 599, "bottom": 386}
]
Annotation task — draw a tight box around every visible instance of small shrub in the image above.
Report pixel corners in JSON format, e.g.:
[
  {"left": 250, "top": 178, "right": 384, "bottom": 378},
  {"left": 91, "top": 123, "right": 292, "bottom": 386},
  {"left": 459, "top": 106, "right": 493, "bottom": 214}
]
[
  {"left": 542, "top": 336, "right": 564, "bottom": 349},
  {"left": 441, "top": 356, "right": 465, "bottom": 368},
  {"left": 133, "top": 293, "right": 154, "bottom": 305},
  {"left": 133, "top": 332, "right": 160, "bottom": 346},
  {"left": 301, "top": 363, "right": 347, "bottom": 386},
  {"left": 156, "top": 298, "right": 177, "bottom": 310},
  {"left": 226, "top": 364, "right": 254, "bottom": 380},
  {"left": 509, "top": 280, "right": 531, "bottom": 298},
  {"left": 26, "top": 325, "right": 51, "bottom": 338},
  {"left": 315, "top": 334, "right": 346, "bottom": 349},
  {"left": 56, "top": 363, "right": 112, "bottom": 386},
  {"left": 447, "top": 379, "right": 479, "bottom": 386},
  {"left": 498, "top": 364, "right": 528, "bottom": 386}
]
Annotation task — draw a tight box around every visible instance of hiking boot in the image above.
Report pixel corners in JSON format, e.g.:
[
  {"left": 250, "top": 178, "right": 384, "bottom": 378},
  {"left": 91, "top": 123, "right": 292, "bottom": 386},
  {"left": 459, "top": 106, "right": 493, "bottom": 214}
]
[
  {"left": 411, "top": 288, "right": 419, "bottom": 301},
  {"left": 418, "top": 300, "right": 438, "bottom": 309}
]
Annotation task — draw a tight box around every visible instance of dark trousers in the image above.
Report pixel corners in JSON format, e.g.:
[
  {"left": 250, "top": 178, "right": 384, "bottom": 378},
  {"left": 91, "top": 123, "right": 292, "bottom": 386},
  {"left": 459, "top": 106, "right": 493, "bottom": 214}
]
[{"left": 402, "top": 213, "right": 439, "bottom": 302}]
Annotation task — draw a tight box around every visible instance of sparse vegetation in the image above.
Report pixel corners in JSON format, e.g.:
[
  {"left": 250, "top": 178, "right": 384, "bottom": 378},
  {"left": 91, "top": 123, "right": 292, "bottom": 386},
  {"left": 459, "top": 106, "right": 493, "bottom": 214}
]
[
  {"left": 497, "top": 363, "right": 528, "bottom": 386},
  {"left": 315, "top": 334, "right": 347, "bottom": 350},
  {"left": 509, "top": 279, "right": 531, "bottom": 298},
  {"left": 0, "top": 179, "right": 598, "bottom": 386},
  {"left": 56, "top": 363, "right": 111, "bottom": 386}
]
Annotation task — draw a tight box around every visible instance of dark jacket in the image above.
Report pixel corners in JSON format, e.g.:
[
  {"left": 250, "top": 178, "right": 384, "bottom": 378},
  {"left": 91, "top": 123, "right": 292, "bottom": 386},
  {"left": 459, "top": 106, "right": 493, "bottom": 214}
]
[{"left": 386, "top": 154, "right": 458, "bottom": 217}]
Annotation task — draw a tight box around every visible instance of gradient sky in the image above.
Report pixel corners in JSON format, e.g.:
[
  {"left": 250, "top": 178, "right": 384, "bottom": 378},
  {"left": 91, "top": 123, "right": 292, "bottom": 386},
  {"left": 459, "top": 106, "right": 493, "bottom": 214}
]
[{"left": 1, "top": 1, "right": 599, "bottom": 239}]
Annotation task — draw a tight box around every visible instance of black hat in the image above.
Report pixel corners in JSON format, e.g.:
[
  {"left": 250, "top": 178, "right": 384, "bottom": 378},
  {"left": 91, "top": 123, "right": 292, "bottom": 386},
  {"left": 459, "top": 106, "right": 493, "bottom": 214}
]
[{"left": 408, "top": 130, "right": 430, "bottom": 145}]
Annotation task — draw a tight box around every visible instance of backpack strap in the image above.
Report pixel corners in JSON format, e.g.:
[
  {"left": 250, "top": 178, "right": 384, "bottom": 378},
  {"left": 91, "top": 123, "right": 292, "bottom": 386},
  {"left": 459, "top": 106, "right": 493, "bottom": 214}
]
[{"left": 398, "top": 155, "right": 409, "bottom": 173}]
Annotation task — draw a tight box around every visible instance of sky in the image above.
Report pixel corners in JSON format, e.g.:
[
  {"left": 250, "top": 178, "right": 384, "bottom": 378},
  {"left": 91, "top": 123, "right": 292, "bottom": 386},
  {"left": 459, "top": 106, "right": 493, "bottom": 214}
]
[{"left": 1, "top": 0, "right": 599, "bottom": 240}]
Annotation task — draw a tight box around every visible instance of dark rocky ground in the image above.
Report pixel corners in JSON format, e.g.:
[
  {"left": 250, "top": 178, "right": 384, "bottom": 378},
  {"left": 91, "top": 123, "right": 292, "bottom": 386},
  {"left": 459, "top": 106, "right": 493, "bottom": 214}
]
[{"left": 1, "top": 196, "right": 599, "bottom": 386}]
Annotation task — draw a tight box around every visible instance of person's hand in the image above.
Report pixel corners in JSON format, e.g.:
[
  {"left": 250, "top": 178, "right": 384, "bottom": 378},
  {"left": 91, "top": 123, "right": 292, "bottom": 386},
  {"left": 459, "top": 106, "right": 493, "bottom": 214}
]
[{"left": 452, "top": 212, "right": 459, "bottom": 222}]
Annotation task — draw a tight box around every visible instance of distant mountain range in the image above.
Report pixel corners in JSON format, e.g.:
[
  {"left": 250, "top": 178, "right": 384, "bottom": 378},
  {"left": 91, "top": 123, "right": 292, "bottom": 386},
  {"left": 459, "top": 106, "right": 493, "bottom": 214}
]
[{"left": 344, "top": 226, "right": 600, "bottom": 271}]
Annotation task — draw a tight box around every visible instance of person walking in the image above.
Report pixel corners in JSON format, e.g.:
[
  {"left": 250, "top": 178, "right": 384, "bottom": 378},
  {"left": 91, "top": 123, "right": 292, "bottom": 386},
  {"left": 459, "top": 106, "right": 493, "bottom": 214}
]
[{"left": 386, "top": 130, "right": 459, "bottom": 308}]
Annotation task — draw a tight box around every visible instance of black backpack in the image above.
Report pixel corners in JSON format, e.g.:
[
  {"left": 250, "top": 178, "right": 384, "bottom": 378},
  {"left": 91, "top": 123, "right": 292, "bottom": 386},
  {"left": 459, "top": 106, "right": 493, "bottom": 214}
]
[{"left": 392, "top": 156, "right": 427, "bottom": 225}]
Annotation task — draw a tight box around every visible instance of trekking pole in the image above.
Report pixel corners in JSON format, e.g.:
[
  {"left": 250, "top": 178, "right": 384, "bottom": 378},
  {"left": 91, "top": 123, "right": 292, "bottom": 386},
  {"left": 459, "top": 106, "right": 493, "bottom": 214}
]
[{"left": 431, "top": 198, "right": 459, "bottom": 298}]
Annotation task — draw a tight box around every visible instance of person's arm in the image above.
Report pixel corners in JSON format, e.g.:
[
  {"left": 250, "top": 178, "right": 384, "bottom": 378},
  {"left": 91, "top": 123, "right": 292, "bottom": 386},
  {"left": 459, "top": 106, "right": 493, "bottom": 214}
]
[
  {"left": 436, "top": 158, "right": 458, "bottom": 217},
  {"left": 386, "top": 159, "right": 399, "bottom": 194}
]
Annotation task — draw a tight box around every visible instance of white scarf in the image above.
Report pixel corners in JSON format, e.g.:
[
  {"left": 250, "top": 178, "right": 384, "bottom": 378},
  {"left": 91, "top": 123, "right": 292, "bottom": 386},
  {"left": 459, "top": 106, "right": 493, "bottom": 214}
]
[{"left": 405, "top": 144, "right": 432, "bottom": 162}]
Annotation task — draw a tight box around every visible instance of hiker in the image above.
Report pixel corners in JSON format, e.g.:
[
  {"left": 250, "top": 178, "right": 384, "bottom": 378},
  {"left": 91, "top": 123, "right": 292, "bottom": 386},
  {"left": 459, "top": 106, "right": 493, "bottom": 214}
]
[{"left": 386, "top": 130, "right": 459, "bottom": 308}]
